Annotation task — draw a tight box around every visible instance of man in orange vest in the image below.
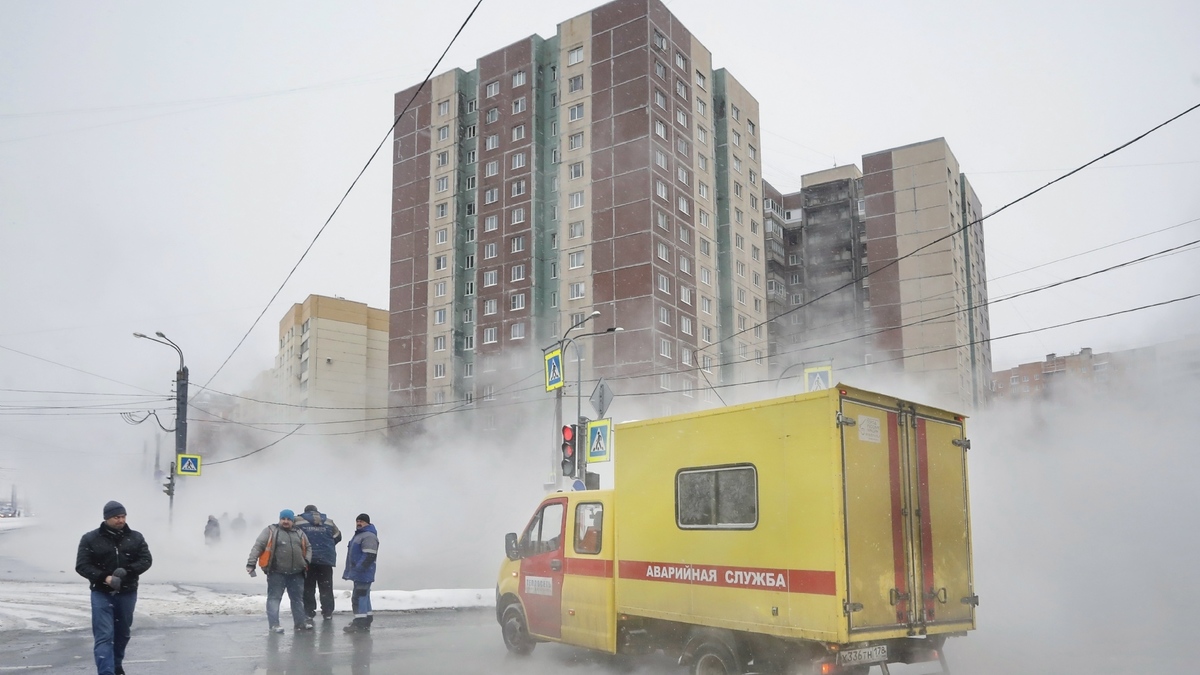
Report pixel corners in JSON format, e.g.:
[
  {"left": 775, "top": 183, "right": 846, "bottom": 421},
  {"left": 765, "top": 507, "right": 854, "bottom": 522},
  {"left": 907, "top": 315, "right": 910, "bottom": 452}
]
[{"left": 246, "top": 509, "right": 312, "bottom": 634}]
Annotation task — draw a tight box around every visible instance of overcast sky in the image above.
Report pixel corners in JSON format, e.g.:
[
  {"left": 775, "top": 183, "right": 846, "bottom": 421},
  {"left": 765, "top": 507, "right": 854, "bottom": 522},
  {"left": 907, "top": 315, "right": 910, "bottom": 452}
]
[{"left": 1, "top": 0, "right": 1199, "bottom": 464}]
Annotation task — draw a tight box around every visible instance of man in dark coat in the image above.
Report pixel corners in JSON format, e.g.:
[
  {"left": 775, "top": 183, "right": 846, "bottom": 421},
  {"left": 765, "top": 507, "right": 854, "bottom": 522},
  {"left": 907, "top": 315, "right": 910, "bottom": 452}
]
[
  {"left": 342, "top": 513, "right": 379, "bottom": 633},
  {"left": 75, "top": 500, "right": 153, "bottom": 675},
  {"left": 295, "top": 504, "right": 342, "bottom": 621}
]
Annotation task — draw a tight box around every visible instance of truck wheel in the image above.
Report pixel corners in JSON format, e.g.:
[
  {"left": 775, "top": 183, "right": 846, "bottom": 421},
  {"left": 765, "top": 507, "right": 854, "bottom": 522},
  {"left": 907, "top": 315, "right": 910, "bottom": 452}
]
[
  {"left": 500, "top": 604, "right": 535, "bottom": 656},
  {"left": 691, "top": 640, "right": 741, "bottom": 675}
]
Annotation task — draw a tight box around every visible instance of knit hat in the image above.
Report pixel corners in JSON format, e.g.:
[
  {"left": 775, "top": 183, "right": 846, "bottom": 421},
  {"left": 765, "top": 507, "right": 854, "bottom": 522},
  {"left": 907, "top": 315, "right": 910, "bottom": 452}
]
[
  {"left": 103, "top": 501, "right": 126, "bottom": 519},
  {"left": 356, "top": 513, "right": 371, "bottom": 524},
  {"left": 279, "top": 509, "right": 295, "bottom": 520},
  {"left": 304, "top": 504, "right": 318, "bottom": 513}
]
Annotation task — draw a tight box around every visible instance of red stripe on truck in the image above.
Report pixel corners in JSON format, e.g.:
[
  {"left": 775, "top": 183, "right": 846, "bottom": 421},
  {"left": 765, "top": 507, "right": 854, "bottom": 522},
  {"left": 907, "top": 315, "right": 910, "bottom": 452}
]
[
  {"left": 564, "top": 557, "right": 613, "bottom": 578},
  {"left": 888, "top": 411, "right": 910, "bottom": 623},
  {"left": 618, "top": 560, "right": 836, "bottom": 596},
  {"left": 916, "top": 418, "right": 937, "bottom": 621}
]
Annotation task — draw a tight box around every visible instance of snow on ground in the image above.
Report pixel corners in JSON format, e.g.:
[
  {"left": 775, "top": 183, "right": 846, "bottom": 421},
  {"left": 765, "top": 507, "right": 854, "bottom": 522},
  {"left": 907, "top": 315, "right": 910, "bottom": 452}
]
[{"left": 0, "top": 582, "right": 493, "bottom": 632}]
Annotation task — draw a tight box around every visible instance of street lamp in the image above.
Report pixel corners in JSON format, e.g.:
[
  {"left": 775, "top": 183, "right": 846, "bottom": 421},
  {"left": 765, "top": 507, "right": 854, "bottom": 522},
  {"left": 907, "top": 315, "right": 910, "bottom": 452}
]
[
  {"left": 561, "top": 325, "right": 623, "bottom": 481},
  {"left": 134, "top": 331, "right": 188, "bottom": 523}
]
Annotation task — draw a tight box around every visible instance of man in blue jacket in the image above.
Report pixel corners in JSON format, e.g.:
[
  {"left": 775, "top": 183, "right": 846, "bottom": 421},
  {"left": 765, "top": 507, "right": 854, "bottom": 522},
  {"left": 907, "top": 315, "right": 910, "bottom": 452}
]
[
  {"left": 76, "top": 500, "right": 153, "bottom": 675},
  {"left": 342, "top": 513, "right": 379, "bottom": 633},
  {"left": 295, "top": 504, "right": 342, "bottom": 621}
]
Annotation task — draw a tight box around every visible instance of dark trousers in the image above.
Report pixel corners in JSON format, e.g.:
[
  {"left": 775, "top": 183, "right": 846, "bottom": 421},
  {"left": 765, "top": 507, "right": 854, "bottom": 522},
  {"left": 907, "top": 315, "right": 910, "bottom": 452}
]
[
  {"left": 303, "top": 564, "right": 335, "bottom": 618},
  {"left": 350, "top": 582, "right": 373, "bottom": 626},
  {"left": 91, "top": 589, "right": 136, "bottom": 675}
]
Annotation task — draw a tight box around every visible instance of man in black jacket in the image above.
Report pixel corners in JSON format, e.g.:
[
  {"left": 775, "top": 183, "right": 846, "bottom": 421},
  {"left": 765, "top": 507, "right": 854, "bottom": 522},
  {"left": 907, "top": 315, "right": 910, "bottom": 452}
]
[{"left": 76, "top": 501, "right": 152, "bottom": 675}]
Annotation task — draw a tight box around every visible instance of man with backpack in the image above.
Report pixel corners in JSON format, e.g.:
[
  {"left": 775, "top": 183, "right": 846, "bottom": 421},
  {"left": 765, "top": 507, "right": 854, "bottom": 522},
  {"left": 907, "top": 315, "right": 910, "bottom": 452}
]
[
  {"left": 246, "top": 509, "right": 312, "bottom": 634},
  {"left": 295, "top": 504, "right": 342, "bottom": 621}
]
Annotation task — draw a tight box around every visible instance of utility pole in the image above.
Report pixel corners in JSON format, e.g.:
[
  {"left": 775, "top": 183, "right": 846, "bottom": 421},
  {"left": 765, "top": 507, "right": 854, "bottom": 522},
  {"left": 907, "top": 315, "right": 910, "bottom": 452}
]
[{"left": 134, "top": 331, "right": 187, "bottom": 527}]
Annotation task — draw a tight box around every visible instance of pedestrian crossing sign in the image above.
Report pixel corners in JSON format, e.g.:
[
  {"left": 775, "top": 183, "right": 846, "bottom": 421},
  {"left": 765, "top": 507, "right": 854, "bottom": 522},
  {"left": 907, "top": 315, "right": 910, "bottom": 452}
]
[
  {"left": 176, "top": 454, "right": 202, "bottom": 476},
  {"left": 544, "top": 349, "right": 564, "bottom": 391},
  {"left": 804, "top": 366, "right": 833, "bottom": 393},
  {"left": 586, "top": 418, "right": 612, "bottom": 463}
]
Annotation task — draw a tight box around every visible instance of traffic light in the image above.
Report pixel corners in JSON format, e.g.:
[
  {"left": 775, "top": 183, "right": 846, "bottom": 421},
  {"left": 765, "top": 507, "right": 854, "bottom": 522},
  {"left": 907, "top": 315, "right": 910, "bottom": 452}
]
[
  {"left": 561, "top": 424, "right": 579, "bottom": 477},
  {"left": 162, "top": 478, "right": 174, "bottom": 497}
]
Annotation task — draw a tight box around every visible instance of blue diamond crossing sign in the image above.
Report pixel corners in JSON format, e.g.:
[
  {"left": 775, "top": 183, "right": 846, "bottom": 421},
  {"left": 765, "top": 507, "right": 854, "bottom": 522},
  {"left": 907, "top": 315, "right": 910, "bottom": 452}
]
[{"left": 176, "top": 454, "right": 202, "bottom": 476}]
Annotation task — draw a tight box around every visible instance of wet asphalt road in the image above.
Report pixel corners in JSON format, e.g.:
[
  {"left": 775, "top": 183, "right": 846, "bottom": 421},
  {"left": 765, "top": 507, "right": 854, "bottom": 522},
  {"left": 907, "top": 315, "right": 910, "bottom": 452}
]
[{"left": 0, "top": 607, "right": 686, "bottom": 674}]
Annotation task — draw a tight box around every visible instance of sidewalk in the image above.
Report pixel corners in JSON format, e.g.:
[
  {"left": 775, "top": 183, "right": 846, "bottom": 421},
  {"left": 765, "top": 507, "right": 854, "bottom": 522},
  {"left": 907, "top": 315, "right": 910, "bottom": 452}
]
[{"left": 0, "top": 581, "right": 493, "bottom": 632}]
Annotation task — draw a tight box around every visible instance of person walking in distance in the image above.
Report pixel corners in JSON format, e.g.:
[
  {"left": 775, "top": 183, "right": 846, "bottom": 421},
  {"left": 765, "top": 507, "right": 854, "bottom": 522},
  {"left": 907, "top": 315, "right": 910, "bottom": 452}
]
[
  {"left": 204, "top": 515, "right": 221, "bottom": 546},
  {"left": 295, "top": 504, "right": 342, "bottom": 621},
  {"left": 342, "top": 513, "right": 379, "bottom": 633},
  {"left": 75, "top": 501, "right": 153, "bottom": 675},
  {"left": 247, "top": 509, "right": 312, "bottom": 634}
]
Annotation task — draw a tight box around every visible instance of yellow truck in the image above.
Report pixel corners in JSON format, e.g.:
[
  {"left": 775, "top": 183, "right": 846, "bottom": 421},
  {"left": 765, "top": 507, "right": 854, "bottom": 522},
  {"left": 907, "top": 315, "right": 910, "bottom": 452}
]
[{"left": 497, "top": 385, "right": 976, "bottom": 675}]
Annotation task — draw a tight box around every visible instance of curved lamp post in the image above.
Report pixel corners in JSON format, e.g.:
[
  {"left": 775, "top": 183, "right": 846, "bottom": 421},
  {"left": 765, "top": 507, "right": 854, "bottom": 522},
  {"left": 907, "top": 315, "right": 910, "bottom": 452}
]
[{"left": 133, "top": 331, "right": 187, "bottom": 524}]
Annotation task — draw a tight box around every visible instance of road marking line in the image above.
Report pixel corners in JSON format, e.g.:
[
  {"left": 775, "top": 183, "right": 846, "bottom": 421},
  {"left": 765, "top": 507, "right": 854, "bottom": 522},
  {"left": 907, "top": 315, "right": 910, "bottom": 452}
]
[{"left": 0, "top": 667, "right": 54, "bottom": 671}]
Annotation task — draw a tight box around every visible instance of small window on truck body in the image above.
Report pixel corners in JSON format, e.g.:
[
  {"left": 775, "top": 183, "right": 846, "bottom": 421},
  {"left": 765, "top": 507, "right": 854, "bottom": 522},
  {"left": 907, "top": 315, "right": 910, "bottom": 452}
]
[
  {"left": 676, "top": 464, "right": 758, "bottom": 529},
  {"left": 574, "top": 502, "right": 604, "bottom": 555}
]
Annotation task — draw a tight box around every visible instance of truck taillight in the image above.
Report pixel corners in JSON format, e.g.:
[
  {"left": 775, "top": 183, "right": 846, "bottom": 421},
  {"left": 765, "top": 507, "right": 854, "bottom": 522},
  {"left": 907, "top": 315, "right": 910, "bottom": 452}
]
[{"left": 820, "top": 664, "right": 835, "bottom": 675}]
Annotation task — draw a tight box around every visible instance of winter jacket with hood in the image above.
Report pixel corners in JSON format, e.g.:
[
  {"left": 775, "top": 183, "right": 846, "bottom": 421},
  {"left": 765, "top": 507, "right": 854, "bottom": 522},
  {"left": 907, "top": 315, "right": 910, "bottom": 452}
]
[
  {"left": 342, "top": 523, "right": 379, "bottom": 584},
  {"left": 76, "top": 522, "right": 153, "bottom": 594},
  {"left": 247, "top": 524, "right": 311, "bottom": 575},
  {"left": 295, "top": 510, "right": 342, "bottom": 566}
]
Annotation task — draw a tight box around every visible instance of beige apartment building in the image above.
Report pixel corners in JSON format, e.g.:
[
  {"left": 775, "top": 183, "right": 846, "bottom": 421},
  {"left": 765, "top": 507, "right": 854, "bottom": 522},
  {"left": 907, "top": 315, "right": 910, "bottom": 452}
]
[{"left": 272, "top": 294, "right": 389, "bottom": 436}]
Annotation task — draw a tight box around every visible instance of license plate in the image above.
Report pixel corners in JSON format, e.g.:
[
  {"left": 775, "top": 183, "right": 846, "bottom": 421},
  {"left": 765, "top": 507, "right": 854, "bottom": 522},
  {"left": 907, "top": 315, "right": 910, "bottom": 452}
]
[{"left": 836, "top": 645, "right": 887, "bottom": 666}]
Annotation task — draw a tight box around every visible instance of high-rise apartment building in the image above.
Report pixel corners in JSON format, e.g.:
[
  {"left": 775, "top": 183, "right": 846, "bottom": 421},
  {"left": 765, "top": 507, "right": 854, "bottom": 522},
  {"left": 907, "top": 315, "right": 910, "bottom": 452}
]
[
  {"left": 388, "top": 0, "right": 769, "bottom": 426},
  {"left": 765, "top": 139, "right": 989, "bottom": 411},
  {"left": 861, "top": 138, "right": 990, "bottom": 408}
]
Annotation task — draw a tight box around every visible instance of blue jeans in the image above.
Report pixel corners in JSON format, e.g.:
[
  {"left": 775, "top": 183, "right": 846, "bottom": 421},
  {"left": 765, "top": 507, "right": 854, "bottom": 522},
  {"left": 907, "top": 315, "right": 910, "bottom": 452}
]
[
  {"left": 265, "top": 571, "right": 306, "bottom": 628},
  {"left": 91, "top": 590, "right": 136, "bottom": 675}
]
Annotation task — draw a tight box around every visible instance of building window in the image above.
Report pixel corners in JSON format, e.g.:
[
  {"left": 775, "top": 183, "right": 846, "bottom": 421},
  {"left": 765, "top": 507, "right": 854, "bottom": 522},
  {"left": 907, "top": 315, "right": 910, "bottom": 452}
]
[
  {"left": 702, "top": 296, "right": 712, "bottom": 314},
  {"left": 677, "top": 166, "right": 690, "bottom": 185},
  {"left": 512, "top": 97, "right": 527, "bottom": 114},
  {"left": 569, "top": 132, "right": 584, "bottom": 150},
  {"left": 511, "top": 322, "right": 526, "bottom": 340},
  {"left": 463, "top": 335, "right": 474, "bottom": 351},
  {"left": 678, "top": 196, "right": 691, "bottom": 214},
  {"left": 433, "top": 363, "right": 446, "bottom": 378},
  {"left": 568, "top": 46, "right": 584, "bottom": 65},
  {"left": 484, "top": 188, "right": 498, "bottom": 204},
  {"left": 483, "top": 327, "right": 498, "bottom": 344},
  {"left": 510, "top": 235, "right": 525, "bottom": 253},
  {"left": 676, "top": 109, "right": 688, "bottom": 127},
  {"left": 569, "top": 191, "right": 585, "bottom": 209},
  {"left": 656, "top": 180, "right": 668, "bottom": 199},
  {"left": 655, "top": 148, "right": 667, "bottom": 168},
  {"left": 568, "top": 75, "right": 584, "bottom": 92},
  {"left": 485, "top": 134, "right": 499, "bottom": 150},
  {"left": 510, "top": 293, "right": 526, "bottom": 311},
  {"left": 512, "top": 70, "right": 526, "bottom": 87},
  {"left": 569, "top": 282, "right": 586, "bottom": 300},
  {"left": 484, "top": 215, "right": 498, "bottom": 232},
  {"left": 511, "top": 207, "right": 526, "bottom": 224},
  {"left": 435, "top": 228, "right": 448, "bottom": 245},
  {"left": 465, "top": 124, "right": 476, "bottom": 139},
  {"left": 512, "top": 153, "right": 526, "bottom": 169},
  {"left": 660, "top": 339, "right": 672, "bottom": 358},
  {"left": 435, "top": 254, "right": 448, "bottom": 270},
  {"left": 569, "top": 221, "right": 585, "bottom": 239},
  {"left": 511, "top": 124, "right": 526, "bottom": 142},
  {"left": 676, "top": 79, "right": 687, "bottom": 99},
  {"left": 511, "top": 179, "right": 526, "bottom": 197},
  {"left": 653, "top": 31, "right": 667, "bottom": 50},
  {"left": 680, "top": 285, "right": 693, "bottom": 304},
  {"left": 680, "top": 256, "right": 691, "bottom": 274},
  {"left": 732, "top": 130, "right": 741, "bottom": 146},
  {"left": 438, "top": 125, "right": 450, "bottom": 141},
  {"left": 437, "top": 150, "right": 449, "bottom": 167},
  {"left": 569, "top": 250, "right": 585, "bottom": 269},
  {"left": 486, "top": 81, "right": 500, "bottom": 97},
  {"left": 658, "top": 274, "right": 671, "bottom": 294},
  {"left": 681, "top": 316, "right": 693, "bottom": 335},
  {"left": 484, "top": 299, "right": 497, "bottom": 315},
  {"left": 655, "top": 119, "right": 668, "bottom": 138},
  {"left": 569, "top": 161, "right": 585, "bottom": 180},
  {"left": 697, "top": 127, "right": 708, "bottom": 146},
  {"left": 483, "top": 270, "right": 498, "bottom": 287},
  {"left": 484, "top": 160, "right": 499, "bottom": 177},
  {"left": 434, "top": 335, "right": 446, "bottom": 351},
  {"left": 486, "top": 107, "right": 499, "bottom": 123},
  {"left": 698, "top": 154, "right": 708, "bottom": 172},
  {"left": 464, "top": 308, "right": 474, "bottom": 322},
  {"left": 434, "top": 308, "right": 447, "bottom": 324},
  {"left": 655, "top": 60, "right": 666, "bottom": 79},
  {"left": 436, "top": 176, "right": 449, "bottom": 193},
  {"left": 510, "top": 264, "right": 525, "bottom": 282},
  {"left": 434, "top": 281, "right": 447, "bottom": 297},
  {"left": 675, "top": 52, "right": 687, "bottom": 69},
  {"left": 748, "top": 119, "right": 756, "bottom": 135},
  {"left": 568, "top": 104, "right": 585, "bottom": 121},
  {"left": 655, "top": 89, "right": 667, "bottom": 108},
  {"left": 438, "top": 100, "right": 450, "bottom": 116}
]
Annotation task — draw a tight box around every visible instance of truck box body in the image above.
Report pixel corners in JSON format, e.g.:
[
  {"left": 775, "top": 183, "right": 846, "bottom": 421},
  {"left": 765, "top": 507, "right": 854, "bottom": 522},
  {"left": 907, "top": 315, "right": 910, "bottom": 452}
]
[{"left": 498, "top": 385, "right": 975, "bottom": 667}]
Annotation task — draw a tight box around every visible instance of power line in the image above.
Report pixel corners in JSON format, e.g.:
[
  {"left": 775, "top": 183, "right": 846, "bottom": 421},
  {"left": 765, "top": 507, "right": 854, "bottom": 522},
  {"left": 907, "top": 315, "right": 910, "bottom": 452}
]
[{"left": 201, "top": 0, "right": 486, "bottom": 393}]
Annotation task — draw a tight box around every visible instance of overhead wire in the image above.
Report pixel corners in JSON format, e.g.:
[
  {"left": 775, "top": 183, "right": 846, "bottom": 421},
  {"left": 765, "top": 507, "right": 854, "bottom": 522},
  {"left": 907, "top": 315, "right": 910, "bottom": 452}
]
[{"left": 200, "top": 0, "right": 486, "bottom": 394}]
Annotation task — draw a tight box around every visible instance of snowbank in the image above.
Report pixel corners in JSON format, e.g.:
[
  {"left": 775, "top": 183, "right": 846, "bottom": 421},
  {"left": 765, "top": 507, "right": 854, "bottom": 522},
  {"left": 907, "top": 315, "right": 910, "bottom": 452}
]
[{"left": 0, "top": 581, "right": 493, "bottom": 632}]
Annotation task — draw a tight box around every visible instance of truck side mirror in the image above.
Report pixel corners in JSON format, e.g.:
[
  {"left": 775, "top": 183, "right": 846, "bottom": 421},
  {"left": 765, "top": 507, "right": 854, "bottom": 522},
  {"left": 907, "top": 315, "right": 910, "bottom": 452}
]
[{"left": 505, "top": 532, "right": 520, "bottom": 561}]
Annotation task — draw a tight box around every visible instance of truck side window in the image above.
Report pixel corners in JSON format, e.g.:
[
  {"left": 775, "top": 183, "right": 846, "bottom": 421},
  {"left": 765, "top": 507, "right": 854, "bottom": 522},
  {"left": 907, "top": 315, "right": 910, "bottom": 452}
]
[
  {"left": 574, "top": 502, "right": 603, "bottom": 555},
  {"left": 677, "top": 464, "right": 758, "bottom": 529},
  {"left": 521, "top": 502, "right": 565, "bottom": 557}
]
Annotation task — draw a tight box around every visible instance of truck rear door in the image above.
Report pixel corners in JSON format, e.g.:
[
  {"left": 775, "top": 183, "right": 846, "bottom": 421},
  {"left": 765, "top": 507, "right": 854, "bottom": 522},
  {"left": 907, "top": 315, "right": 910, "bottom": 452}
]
[{"left": 840, "top": 396, "right": 974, "bottom": 634}]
